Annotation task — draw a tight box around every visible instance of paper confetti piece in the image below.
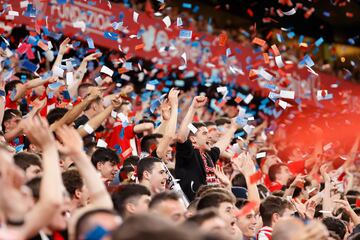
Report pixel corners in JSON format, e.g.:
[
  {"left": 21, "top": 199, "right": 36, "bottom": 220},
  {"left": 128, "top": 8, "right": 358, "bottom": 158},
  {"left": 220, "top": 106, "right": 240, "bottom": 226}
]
[
  {"left": 243, "top": 94, "right": 253, "bottom": 104},
  {"left": 303, "top": 55, "right": 314, "bottom": 67},
  {"left": 73, "top": 21, "right": 86, "bottom": 32},
  {"left": 177, "top": 17, "right": 183, "bottom": 26},
  {"left": 182, "top": 2, "right": 192, "bottom": 8},
  {"left": 48, "top": 81, "right": 64, "bottom": 91},
  {"left": 275, "top": 55, "right": 285, "bottom": 68},
  {"left": 97, "top": 139, "right": 108, "bottom": 148},
  {"left": 94, "top": 76, "right": 102, "bottom": 85},
  {"left": 263, "top": 53, "right": 269, "bottom": 64},
  {"left": 53, "top": 66, "right": 64, "bottom": 77},
  {"left": 103, "top": 32, "right": 118, "bottom": 41},
  {"left": 188, "top": 123, "right": 198, "bottom": 134},
  {"left": 20, "top": 60, "right": 39, "bottom": 72},
  {"left": 146, "top": 83, "right": 155, "bottom": 91},
  {"left": 133, "top": 11, "right": 139, "bottom": 23},
  {"left": 37, "top": 40, "right": 49, "bottom": 51},
  {"left": 162, "top": 16, "right": 171, "bottom": 28},
  {"left": 280, "top": 90, "right": 295, "bottom": 99},
  {"left": 252, "top": 37, "right": 266, "bottom": 47},
  {"left": 219, "top": 32, "right": 228, "bottom": 46},
  {"left": 20, "top": 1, "right": 29, "bottom": 8},
  {"left": 100, "top": 66, "right": 114, "bottom": 76},
  {"left": 66, "top": 72, "right": 74, "bottom": 86},
  {"left": 271, "top": 44, "right": 280, "bottom": 56},
  {"left": 256, "top": 152, "right": 266, "bottom": 159},
  {"left": 179, "top": 30, "right": 192, "bottom": 39},
  {"left": 314, "top": 37, "right": 324, "bottom": 47},
  {"left": 135, "top": 43, "right": 144, "bottom": 51},
  {"left": 8, "top": 11, "right": 19, "bottom": 16},
  {"left": 87, "top": 38, "right": 95, "bottom": 49},
  {"left": 278, "top": 100, "right": 288, "bottom": 109}
]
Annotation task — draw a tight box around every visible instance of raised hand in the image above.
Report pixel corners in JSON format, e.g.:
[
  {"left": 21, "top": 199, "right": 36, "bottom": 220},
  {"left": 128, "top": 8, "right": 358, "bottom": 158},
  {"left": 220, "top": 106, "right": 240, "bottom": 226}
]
[
  {"left": 192, "top": 96, "right": 207, "bottom": 109},
  {"left": 87, "top": 86, "right": 102, "bottom": 100},
  {"left": 83, "top": 52, "right": 102, "bottom": 62},
  {"left": 241, "top": 152, "right": 256, "bottom": 176},
  {"left": 23, "top": 116, "right": 55, "bottom": 150},
  {"left": 56, "top": 125, "right": 84, "bottom": 157},
  {"left": 320, "top": 164, "right": 331, "bottom": 183},
  {"left": 58, "top": 37, "right": 71, "bottom": 55},
  {"left": 168, "top": 88, "right": 180, "bottom": 107},
  {"left": 160, "top": 100, "right": 171, "bottom": 121},
  {"left": 214, "top": 165, "right": 231, "bottom": 188}
]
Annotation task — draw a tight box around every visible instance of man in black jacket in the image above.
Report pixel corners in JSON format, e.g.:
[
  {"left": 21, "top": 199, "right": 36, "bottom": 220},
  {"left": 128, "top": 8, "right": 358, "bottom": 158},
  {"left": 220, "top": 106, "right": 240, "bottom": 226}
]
[{"left": 175, "top": 96, "right": 238, "bottom": 201}]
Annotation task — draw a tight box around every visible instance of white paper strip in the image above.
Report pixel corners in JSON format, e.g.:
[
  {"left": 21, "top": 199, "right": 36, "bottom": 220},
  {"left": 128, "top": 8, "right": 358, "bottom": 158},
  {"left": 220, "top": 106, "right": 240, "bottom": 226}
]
[
  {"left": 188, "top": 123, "right": 198, "bottom": 134},
  {"left": 100, "top": 65, "right": 114, "bottom": 76},
  {"left": 280, "top": 90, "right": 295, "bottom": 99}
]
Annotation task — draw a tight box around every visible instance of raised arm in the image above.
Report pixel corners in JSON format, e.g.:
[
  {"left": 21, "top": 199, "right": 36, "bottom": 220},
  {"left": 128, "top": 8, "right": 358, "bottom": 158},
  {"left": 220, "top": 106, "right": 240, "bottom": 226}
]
[
  {"left": 0, "top": 81, "right": 5, "bottom": 125},
  {"left": 213, "top": 122, "right": 237, "bottom": 153},
  {"left": 56, "top": 125, "right": 113, "bottom": 208},
  {"left": 77, "top": 97, "right": 121, "bottom": 137},
  {"left": 51, "top": 37, "right": 70, "bottom": 72},
  {"left": 50, "top": 87, "right": 101, "bottom": 131},
  {"left": 240, "top": 152, "right": 261, "bottom": 207},
  {"left": 133, "top": 122, "right": 154, "bottom": 134},
  {"left": 156, "top": 88, "right": 179, "bottom": 159},
  {"left": 11, "top": 76, "right": 57, "bottom": 102},
  {"left": 22, "top": 116, "right": 64, "bottom": 238},
  {"left": 176, "top": 96, "right": 207, "bottom": 143},
  {"left": 320, "top": 164, "right": 332, "bottom": 218},
  {"left": 68, "top": 52, "right": 102, "bottom": 98},
  {"left": 154, "top": 100, "right": 171, "bottom": 135}
]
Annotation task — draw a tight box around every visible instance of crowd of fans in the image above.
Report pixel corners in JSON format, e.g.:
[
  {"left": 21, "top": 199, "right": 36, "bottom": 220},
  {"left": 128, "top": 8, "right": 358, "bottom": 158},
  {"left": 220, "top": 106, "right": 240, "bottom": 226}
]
[{"left": 0, "top": 4, "right": 360, "bottom": 240}]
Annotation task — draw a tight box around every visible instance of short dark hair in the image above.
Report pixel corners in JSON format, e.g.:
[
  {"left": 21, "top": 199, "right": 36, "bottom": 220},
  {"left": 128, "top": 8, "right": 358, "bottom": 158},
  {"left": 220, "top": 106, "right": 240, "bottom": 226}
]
[
  {"left": 232, "top": 173, "right": 247, "bottom": 188},
  {"left": 140, "top": 133, "right": 163, "bottom": 153},
  {"left": 186, "top": 208, "right": 219, "bottom": 226},
  {"left": 13, "top": 152, "right": 41, "bottom": 171},
  {"left": 235, "top": 198, "right": 249, "bottom": 209},
  {"left": 5, "top": 80, "right": 22, "bottom": 95},
  {"left": 2, "top": 109, "right": 21, "bottom": 131},
  {"left": 75, "top": 208, "right": 119, "bottom": 240},
  {"left": 62, "top": 170, "right": 83, "bottom": 198},
  {"left": 215, "top": 118, "right": 231, "bottom": 126},
  {"left": 137, "top": 157, "right": 162, "bottom": 182},
  {"left": 149, "top": 191, "right": 181, "bottom": 209},
  {"left": 348, "top": 233, "right": 360, "bottom": 240},
  {"left": 268, "top": 163, "right": 287, "bottom": 182},
  {"left": 46, "top": 108, "right": 68, "bottom": 125},
  {"left": 322, "top": 217, "right": 347, "bottom": 240},
  {"left": 112, "top": 184, "right": 151, "bottom": 217},
  {"left": 91, "top": 148, "right": 119, "bottom": 167},
  {"left": 77, "top": 82, "right": 94, "bottom": 96},
  {"left": 197, "top": 192, "right": 235, "bottom": 211},
  {"left": 204, "top": 121, "right": 216, "bottom": 127},
  {"left": 189, "top": 122, "right": 207, "bottom": 137},
  {"left": 26, "top": 177, "right": 42, "bottom": 201},
  {"left": 196, "top": 184, "right": 221, "bottom": 198},
  {"left": 260, "top": 196, "right": 292, "bottom": 227},
  {"left": 111, "top": 214, "right": 200, "bottom": 240}
]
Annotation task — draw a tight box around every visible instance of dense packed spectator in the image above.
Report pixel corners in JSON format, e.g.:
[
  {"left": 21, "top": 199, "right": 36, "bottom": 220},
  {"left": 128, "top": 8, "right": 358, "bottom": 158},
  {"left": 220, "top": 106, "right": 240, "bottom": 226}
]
[{"left": 0, "top": 1, "right": 360, "bottom": 240}]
